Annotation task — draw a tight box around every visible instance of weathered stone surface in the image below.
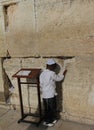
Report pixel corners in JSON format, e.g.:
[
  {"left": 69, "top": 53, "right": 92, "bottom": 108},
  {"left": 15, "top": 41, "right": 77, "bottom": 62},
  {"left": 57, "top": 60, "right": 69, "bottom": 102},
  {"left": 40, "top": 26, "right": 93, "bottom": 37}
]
[
  {"left": 0, "top": 0, "right": 94, "bottom": 57},
  {"left": 37, "top": 0, "right": 94, "bottom": 56},
  {"left": 62, "top": 55, "right": 94, "bottom": 124},
  {"left": 0, "top": 58, "right": 5, "bottom": 102},
  {"left": 4, "top": 0, "right": 37, "bottom": 57},
  {"left": 3, "top": 57, "right": 45, "bottom": 108},
  {"left": 0, "top": 0, "right": 94, "bottom": 125},
  {"left": 0, "top": 6, "right": 6, "bottom": 57},
  {"left": 1, "top": 55, "right": 94, "bottom": 124}
]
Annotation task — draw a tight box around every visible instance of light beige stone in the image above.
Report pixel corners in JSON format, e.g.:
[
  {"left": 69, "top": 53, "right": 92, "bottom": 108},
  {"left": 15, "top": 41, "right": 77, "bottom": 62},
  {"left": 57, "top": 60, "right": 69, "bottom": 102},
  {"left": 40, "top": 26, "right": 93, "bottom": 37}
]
[
  {"left": 0, "top": 0, "right": 94, "bottom": 125},
  {"left": 37, "top": 0, "right": 94, "bottom": 56},
  {"left": 3, "top": 57, "right": 63, "bottom": 108},
  {"left": 0, "top": 6, "right": 6, "bottom": 57},
  {"left": 0, "top": 58, "right": 5, "bottom": 102},
  {"left": 3, "top": 0, "right": 37, "bottom": 57},
  {"left": 2, "top": 55, "right": 94, "bottom": 124},
  {"left": 3, "top": 58, "right": 43, "bottom": 108},
  {"left": 62, "top": 56, "right": 94, "bottom": 124},
  {"left": 0, "top": 0, "right": 94, "bottom": 57}
]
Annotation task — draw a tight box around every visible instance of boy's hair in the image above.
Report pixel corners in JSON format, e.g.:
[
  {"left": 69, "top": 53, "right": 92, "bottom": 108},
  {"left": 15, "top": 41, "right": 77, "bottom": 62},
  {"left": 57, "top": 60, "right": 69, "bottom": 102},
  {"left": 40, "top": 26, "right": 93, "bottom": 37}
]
[{"left": 46, "top": 63, "right": 57, "bottom": 71}]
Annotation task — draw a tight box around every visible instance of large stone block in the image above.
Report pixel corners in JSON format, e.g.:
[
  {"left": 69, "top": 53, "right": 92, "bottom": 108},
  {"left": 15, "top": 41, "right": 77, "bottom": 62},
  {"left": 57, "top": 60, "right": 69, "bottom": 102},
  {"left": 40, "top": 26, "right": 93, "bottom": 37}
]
[
  {"left": 0, "top": 0, "right": 94, "bottom": 57},
  {"left": 3, "top": 0, "right": 37, "bottom": 57},
  {"left": 62, "top": 55, "right": 94, "bottom": 124},
  {"left": 37, "top": 0, "right": 94, "bottom": 56}
]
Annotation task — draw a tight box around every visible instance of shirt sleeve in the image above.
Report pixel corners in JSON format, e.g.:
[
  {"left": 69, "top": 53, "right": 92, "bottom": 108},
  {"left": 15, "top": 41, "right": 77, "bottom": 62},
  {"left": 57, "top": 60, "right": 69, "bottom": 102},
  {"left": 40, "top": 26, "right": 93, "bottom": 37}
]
[
  {"left": 53, "top": 72, "right": 64, "bottom": 82},
  {"left": 60, "top": 66, "right": 66, "bottom": 74}
]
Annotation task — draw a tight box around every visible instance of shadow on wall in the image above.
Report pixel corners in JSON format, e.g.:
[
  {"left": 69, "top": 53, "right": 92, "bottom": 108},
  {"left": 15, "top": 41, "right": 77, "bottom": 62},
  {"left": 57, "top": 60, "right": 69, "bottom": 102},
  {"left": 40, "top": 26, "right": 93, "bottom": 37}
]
[
  {"left": 3, "top": 69, "right": 14, "bottom": 104},
  {"left": 55, "top": 63, "right": 64, "bottom": 119}
]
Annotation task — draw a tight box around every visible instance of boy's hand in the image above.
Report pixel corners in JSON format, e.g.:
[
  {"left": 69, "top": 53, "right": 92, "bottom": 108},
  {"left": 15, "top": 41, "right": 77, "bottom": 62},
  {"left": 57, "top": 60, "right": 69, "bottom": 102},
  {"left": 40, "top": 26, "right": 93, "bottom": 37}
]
[{"left": 63, "top": 69, "right": 67, "bottom": 76}]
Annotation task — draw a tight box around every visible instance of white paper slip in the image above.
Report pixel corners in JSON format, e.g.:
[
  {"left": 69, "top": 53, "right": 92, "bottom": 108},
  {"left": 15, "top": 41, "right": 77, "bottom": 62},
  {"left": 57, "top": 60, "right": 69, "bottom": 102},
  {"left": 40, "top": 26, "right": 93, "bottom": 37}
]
[{"left": 16, "top": 70, "right": 31, "bottom": 76}]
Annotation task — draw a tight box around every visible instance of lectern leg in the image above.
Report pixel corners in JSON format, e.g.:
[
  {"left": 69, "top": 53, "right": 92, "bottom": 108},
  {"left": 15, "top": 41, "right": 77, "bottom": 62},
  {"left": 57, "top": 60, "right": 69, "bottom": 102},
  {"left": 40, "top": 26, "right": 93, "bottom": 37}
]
[{"left": 17, "top": 78, "right": 24, "bottom": 119}]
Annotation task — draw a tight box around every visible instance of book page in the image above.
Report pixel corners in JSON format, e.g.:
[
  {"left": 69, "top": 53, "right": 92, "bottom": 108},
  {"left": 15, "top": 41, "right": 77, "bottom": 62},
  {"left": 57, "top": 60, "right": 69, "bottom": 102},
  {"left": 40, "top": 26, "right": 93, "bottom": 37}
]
[{"left": 16, "top": 70, "right": 31, "bottom": 76}]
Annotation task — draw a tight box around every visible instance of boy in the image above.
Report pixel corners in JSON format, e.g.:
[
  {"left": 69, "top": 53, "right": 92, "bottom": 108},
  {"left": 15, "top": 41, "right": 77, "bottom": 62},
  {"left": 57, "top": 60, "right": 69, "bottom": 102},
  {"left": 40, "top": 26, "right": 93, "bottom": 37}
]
[{"left": 39, "top": 58, "right": 67, "bottom": 127}]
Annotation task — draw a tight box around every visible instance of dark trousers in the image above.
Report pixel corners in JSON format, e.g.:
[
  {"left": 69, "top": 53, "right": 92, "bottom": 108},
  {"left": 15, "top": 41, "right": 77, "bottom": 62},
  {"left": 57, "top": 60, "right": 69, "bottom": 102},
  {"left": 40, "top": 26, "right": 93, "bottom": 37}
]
[{"left": 43, "top": 96, "right": 57, "bottom": 123}]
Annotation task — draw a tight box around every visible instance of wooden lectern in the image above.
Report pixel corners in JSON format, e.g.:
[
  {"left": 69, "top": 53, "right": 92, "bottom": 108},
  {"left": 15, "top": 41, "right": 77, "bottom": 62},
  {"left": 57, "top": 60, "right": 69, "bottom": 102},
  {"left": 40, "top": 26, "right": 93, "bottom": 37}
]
[{"left": 12, "top": 68, "right": 42, "bottom": 125}]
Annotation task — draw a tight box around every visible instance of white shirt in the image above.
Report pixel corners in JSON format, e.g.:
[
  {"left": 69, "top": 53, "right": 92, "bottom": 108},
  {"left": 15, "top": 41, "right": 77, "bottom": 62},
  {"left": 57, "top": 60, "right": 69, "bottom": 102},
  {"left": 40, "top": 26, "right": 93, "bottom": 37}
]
[{"left": 39, "top": 69, "right": 64, "bottom": 98}]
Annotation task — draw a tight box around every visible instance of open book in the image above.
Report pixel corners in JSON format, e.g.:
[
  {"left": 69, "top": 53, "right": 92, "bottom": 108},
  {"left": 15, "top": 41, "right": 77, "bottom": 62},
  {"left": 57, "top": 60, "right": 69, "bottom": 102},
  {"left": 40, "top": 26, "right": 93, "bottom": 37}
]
[{"left": 16, "top": 70, "right": 31, "bottom": 76}]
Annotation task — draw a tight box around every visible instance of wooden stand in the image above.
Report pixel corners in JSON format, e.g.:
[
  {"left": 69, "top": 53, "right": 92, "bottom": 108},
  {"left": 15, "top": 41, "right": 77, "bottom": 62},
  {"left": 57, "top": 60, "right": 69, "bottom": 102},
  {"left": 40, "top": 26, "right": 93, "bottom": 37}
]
[{"left": 12, "top": 68, "right": 42, "bottom": 126}]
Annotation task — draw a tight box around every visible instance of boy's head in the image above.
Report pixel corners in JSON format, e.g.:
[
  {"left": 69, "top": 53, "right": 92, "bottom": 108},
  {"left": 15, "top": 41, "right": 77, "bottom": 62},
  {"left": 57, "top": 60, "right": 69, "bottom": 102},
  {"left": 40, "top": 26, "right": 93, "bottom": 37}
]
[{"left": 46, "top": 58, "right": 57, "bottom": 71}]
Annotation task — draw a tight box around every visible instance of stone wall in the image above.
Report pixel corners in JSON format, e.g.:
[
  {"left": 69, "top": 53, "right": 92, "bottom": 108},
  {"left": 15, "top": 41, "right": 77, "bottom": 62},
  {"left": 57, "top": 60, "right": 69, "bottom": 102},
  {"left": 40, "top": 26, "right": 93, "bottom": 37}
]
[
  {"left": 0, "top": 6, "right": 6, "bottom": 57},
  {"left": 0, "top": 58, "right": 5, "bottom": 103},
  {"left": 3, "top": 57, "right": 43, "bottom": 110},
  {"left": 0, "top": 0, "right": 94, "bottom": 125},
  {"left": 62, "top": 56, "right": 94, "bottom": 124},
  {"left": 0, "top": 0, "right": 94, "bottom": 57}
]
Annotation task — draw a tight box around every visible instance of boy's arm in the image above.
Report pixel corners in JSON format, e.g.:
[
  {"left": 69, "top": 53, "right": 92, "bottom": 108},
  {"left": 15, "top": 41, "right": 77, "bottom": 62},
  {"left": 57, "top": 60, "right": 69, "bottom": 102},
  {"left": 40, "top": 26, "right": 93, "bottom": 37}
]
[{"left": 63, "top": 69, "right": 67, "bottom": 76}]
